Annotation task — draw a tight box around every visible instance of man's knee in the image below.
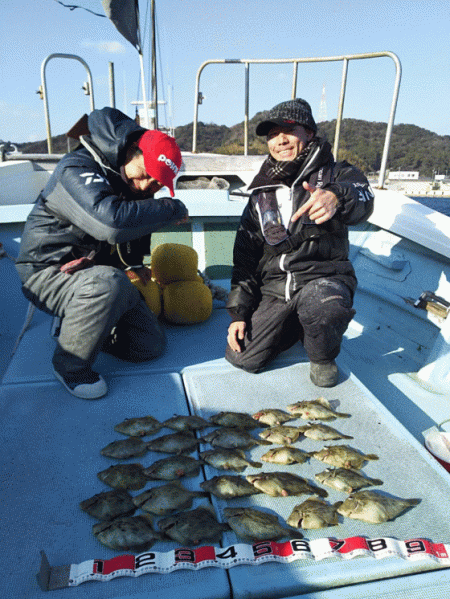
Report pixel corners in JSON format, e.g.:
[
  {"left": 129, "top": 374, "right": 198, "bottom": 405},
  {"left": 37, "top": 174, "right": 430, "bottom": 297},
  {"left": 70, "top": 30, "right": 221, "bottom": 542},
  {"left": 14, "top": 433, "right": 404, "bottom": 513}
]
[{"left": 225, "top": 345, "right": 263, "bottom": 374}]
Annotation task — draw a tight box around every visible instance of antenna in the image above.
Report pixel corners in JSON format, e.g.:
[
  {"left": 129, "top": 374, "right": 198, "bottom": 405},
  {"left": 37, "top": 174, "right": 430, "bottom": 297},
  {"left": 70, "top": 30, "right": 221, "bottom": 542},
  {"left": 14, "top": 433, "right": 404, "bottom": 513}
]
[{"left": 318, "top": 83, "right": 327, "bottom": 122}]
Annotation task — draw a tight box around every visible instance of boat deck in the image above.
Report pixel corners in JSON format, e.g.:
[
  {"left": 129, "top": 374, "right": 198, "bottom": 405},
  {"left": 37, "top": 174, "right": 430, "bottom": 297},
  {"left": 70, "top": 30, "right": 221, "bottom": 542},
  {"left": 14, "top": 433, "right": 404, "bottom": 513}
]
[{"left": 2, "top": 294, "right": 450, "bottom": 599}]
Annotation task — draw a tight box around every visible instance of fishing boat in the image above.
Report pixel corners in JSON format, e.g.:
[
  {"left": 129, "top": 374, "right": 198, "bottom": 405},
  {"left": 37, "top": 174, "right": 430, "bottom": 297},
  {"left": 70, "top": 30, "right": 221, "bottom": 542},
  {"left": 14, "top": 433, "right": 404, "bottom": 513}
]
[{"left": 2, "top": 4, "right": 450, "bottom": 599}]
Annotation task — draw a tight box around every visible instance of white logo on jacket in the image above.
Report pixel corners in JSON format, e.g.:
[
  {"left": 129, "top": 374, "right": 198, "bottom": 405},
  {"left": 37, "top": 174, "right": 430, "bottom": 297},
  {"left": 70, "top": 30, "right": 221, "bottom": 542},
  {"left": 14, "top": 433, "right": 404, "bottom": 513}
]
[
  {"left": 158, "top": 154, "right": 179, "bottom": 175},
  {"left": 80, "top": 172, "right": 108, "bottom": 186}
]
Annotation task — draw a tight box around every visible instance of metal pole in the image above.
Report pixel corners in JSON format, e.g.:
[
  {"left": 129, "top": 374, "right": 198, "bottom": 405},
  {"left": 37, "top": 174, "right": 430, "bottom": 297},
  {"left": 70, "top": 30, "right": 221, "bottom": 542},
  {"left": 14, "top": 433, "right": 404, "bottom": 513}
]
[
  {"left": 334, "top": 58, "right": 349, "bottom": 160},
  {"left": 151, "top": 0, "right": 158, "bottom": 130},
  {"left": 291, "top": 61, "right": 298, "bottom": 98},
  {"left": 377, "top": 53, "right": 402, "bottom": 188},
  {"left": 244, "top": 62, "right": 249, "bottom": 156},
  {"left": 138, "top": 52, "right": 149, "bottom": 128},
  {"left": 108, "top": 62, "right": 116, "bottom": 108}
]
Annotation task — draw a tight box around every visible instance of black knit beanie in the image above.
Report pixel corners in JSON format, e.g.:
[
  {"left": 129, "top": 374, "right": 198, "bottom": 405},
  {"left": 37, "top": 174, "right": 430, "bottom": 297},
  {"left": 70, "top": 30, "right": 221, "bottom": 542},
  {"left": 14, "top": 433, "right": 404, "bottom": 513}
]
[{"left": 256, "top": 98, "right": 317, "bottom": 136}]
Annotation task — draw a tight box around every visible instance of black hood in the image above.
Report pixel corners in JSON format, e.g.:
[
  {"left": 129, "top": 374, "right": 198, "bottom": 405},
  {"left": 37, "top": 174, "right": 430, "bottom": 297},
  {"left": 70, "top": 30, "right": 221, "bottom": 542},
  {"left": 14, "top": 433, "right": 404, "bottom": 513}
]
[{"left": 87, "top": 107, "right": 146, "bottom": 171}]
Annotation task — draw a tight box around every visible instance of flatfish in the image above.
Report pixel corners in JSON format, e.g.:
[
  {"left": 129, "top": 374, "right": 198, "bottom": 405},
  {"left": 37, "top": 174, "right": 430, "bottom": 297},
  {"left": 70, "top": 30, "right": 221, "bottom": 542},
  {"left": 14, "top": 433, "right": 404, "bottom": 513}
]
[
  {"left": 97, "top": 463, "right": 148, "bottom": 490},
  {"left": 200, "top": 475, "right": 261, "bottom": 499},
  {"left": 200, "top": 427, "right": 270, "bottom": 449},
  {"left": 100, "top": 437, "right": 148, "bottom": 459},
  {"left": 158, "top": 506, "right": 230, "bottom": 546},
  {"left": 259, "top": 425, "right": 303, "bottom": 445},
  {"left": 337, "top": 490, "right": 420, "bottom": 524},
  {"left": 260, "top": 446, "right": 310, "bottom": 465},
  {"left": 163, "top": 414, "right": 212, "bottom": 432},
  {"left": 146, "top": 431, "right": 200, "bottom": 454},
  {"left": 287, "top": 498, "right": 342, "bottom": 529},
  {"left": 252, "top": 408, "right": 294, "bottom": 427},
  {"left": 114, "top": 415, "right": 162, "bottom": 437},
  {"left": 310, "top": 445, "right": 379, "bottom": 470},
  {"left": 287, "top": 397, "right": 351, "bottom": 420},
  {"left": 209, "top": 411, "right": 263, "bottom": 429},
  {"left": 315, "top": 468, "right": 383, "bottom": 493},
  {"left": 223, "top": 507, "right": 302, "bottom": 541},
  {"left": 301, "top": 423, "right": 353, "bottom": 441},
  {"left": 246, "top": 472, "right": 328, "bottom": 498},
  {"left": 132, "top": 482, "right": 208, "bottom": 516},
  {"left": 80, "top": 489, "right": 136, "bottom": 520},
  {"left": 142, "top": 455, "right": 201, "bottom": 480},
  {"left": 93, "top": 514, "right": 161, "bottom": 551},
  {"left": 199, "top": 448, "right": 262, "bottom": 472}
]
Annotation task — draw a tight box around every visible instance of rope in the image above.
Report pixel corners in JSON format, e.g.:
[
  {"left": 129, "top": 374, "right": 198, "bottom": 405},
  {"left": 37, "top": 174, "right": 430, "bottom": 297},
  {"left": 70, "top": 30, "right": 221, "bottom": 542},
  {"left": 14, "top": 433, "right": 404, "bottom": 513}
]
[{"left": 198, "top": 270, "right": 229, "bottom": 303}]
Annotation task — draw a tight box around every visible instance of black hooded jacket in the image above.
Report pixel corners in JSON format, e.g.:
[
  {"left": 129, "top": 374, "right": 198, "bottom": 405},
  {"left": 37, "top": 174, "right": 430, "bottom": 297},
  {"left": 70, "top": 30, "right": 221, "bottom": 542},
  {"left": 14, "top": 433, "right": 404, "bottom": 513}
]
[
  {"left": 226, "top": 138, "right": 374, "bottom": 322},
  {"left": 16, "top": 107, "right": 187, "bottom": 284}
]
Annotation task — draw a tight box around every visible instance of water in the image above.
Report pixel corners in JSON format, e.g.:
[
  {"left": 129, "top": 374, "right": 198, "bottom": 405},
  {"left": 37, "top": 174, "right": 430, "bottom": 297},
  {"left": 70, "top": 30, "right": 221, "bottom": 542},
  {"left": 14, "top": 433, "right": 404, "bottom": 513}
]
[{"left": 409, "top": 196, "right": 450, "bottom": 217}]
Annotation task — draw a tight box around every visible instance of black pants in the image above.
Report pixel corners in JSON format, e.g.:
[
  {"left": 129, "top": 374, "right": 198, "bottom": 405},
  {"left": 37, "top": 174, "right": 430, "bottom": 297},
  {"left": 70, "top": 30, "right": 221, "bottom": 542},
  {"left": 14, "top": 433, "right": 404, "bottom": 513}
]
[{"left": 225, "top": 277, "right": 355, "bottom": 373}]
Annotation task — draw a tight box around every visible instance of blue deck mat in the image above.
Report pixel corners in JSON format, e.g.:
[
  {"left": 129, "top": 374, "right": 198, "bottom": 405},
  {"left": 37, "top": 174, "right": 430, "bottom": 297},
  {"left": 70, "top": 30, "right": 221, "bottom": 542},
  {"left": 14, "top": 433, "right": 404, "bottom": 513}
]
[
  {"left": 0, "top": 373, "right": 230, "bottom": 599},
  {"left": 182, "top": 361, "right": 450, "bottom": 598}
]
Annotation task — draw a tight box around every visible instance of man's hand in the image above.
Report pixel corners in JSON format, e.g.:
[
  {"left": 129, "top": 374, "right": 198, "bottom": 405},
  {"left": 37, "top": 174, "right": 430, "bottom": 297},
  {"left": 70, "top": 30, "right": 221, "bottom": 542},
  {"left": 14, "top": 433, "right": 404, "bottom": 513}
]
[
  {"left": 291, "top": 181, "right": 339, "bottom": 225},
  {"left": 227, "top": 321, "right": 246, "bottom": 352},
  {"left": 126, "top": 266, "right": 153, "bottom": 285}
]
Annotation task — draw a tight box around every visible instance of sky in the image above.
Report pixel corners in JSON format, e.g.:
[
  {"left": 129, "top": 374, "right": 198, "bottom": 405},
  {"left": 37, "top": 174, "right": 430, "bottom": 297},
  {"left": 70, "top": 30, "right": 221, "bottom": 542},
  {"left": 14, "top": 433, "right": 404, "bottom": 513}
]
[{"left": 1, "top": 0, "right": 450, "bottom": 145}]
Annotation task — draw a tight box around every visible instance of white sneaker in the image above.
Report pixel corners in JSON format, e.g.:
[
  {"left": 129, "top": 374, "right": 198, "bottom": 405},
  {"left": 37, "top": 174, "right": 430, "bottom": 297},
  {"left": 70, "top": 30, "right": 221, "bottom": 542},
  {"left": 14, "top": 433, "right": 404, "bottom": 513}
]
[{"left": 53, "top": 366, "right": 107, "bottom": 399}]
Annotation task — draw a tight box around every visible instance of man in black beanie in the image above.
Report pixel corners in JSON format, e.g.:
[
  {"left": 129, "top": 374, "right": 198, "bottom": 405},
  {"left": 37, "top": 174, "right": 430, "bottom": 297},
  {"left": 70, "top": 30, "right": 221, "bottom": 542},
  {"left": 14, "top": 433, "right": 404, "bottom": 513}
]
[{"left": 225, "top": 98, "right": 374, "bottom": 387}]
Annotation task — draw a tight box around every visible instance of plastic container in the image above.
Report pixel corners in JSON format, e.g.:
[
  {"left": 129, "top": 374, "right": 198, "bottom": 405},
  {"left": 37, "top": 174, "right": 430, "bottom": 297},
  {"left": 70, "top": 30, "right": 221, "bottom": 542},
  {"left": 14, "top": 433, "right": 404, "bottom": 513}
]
[{"left": 423, "top": 420, "right": 450, "bottom": 472}]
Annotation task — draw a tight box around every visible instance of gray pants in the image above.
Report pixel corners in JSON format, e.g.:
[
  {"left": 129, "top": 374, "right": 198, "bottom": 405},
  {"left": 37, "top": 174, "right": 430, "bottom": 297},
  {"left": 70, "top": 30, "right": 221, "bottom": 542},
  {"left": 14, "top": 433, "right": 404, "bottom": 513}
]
[
  {"left": 225, "top": 277, "right": 355, "bottom": 373},
  {"left": 23, "top": 265, "right": 166, "bottom": 375}
]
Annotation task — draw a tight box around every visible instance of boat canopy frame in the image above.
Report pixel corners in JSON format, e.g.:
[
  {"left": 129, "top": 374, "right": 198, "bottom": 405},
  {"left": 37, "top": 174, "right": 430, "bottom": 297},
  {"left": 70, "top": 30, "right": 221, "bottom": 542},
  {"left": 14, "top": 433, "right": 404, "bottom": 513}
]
[{"left": 192, "top": 51, "right": 402, "bottom": 189}]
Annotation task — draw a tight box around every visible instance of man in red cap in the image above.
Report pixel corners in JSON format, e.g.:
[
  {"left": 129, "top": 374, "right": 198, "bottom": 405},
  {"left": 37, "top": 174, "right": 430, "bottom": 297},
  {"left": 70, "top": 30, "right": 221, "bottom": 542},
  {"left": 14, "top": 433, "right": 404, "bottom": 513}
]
[{"left": 16, "top": 108, "right": 188, "bottom": 399}]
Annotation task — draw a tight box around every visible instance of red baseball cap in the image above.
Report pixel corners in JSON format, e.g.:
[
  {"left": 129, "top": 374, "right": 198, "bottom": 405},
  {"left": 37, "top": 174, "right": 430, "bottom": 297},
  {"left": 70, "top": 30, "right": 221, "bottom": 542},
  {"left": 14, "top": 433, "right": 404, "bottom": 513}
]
[{"left": 137, "top": 130, "right": 182, "bottom": 197}]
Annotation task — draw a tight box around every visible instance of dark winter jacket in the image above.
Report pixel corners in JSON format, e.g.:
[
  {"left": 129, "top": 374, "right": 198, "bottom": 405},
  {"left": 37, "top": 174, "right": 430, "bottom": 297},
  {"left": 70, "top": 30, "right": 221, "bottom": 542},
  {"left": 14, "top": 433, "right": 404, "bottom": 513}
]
[
  {"left": 226, "top": 138, "right": 374, "bottom": 322},
  {"left": 16, "top": 107, "right": 187, "bottom": 284}
]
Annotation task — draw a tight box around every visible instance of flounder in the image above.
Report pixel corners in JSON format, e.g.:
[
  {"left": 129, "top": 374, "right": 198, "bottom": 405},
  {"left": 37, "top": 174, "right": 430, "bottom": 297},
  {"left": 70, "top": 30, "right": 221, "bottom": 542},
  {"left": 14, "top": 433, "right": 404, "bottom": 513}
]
[
  {"left": 246, "top": 472, "right": 328, "bottom": 498},
  {"left": 301, "top": 423, "right": 353, "bottom": 441},
  {"left": 132, "top": 482, "right": 208, "bottom": 516},
  {"left": 260, "top": 446, "right": 310, "bottom": 465},
  {"left": 287, "top": 497, "right": 342, "bottom": 529},
  {"left": 209, "top": 411, "right": 263, "bottom": 429},
  {"left": 259, "top": 425, "right": 303, "bottom": 445},
  {"left": 200, "top": 427, "right": 270, "bottom": 449},
  {"left": 114, "top": 415, "right": 162, "bottom": 437},
  {"left": 337, "top": 490, "right": 420, "bottom": 524},
  {"left": 223, "top": 507, "right": 302, "bottom": 541},
  {"left": 163, "top": 414, "right": 211, "bottom": 432},
  {"left": 97, "top": 463, "right": 148, "bottom": 490},
  {"left": 146, "top": 431, "right": 199, "bottom": 454},
  {"left": 199, "top": 448, "right": 262, "bottom": 472},
  {"left": 142, "top": 455, "right": 201, "bottom": 480},
  {"left": 287, "top": 397, "right": 351, "bottom": 420},
  {"left": 200, "top": 475, "right": 261, "bottom": 499},
  {"left": 252, "top": 408, "right": 294, "bottom": 427},
  {"left": 315, "top": 467, "right": 383, "bottom": 493},
  {"left": 158, "top": 506, "right": 230, "bottom": 545},
  {"left": 100, "top": 437, "right": 147, "bottom": 459},
  {"left": 93, "top": 514, "right": 161, "bottom": 551},
  {"left": 80, "top": 489, "right": 136, "bottom": 520},
  {"left": 310, "top": 445, "right": 379, "bottom": 470}
]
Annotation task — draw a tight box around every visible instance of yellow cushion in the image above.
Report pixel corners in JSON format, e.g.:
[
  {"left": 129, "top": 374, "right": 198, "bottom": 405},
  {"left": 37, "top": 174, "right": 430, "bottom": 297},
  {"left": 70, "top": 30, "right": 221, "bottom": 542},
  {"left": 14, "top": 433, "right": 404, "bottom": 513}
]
[
  {"left": 127, "top": 273, "right": 162, "bottom": 317},
  {"left": 151, "top": 243, "right": 199, "bottom": 285},
  {"left": 163, "top": 281, "right": 213, "bottom": 324}
]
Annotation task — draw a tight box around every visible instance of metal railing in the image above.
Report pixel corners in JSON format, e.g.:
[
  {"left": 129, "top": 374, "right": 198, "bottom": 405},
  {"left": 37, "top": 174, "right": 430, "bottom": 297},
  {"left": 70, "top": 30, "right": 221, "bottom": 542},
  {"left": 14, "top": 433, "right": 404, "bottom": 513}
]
[
  {"left": 192, "top": 52, "right": 402, "bottom": 189},
  {"left": 38, "top": 54, "right": 96, "bottom": 154}
]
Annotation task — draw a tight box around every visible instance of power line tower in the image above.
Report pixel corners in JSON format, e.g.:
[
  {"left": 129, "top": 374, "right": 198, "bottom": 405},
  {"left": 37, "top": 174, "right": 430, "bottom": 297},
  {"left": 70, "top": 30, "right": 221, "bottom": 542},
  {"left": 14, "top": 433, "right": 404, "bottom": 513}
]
[{"left": 318, "top": 83, "right": 327, "bottom": 123}]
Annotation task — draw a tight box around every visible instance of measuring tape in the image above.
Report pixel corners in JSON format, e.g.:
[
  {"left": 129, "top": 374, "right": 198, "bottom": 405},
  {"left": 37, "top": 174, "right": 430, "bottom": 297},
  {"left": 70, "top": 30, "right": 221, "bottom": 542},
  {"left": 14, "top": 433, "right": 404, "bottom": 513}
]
[{"left": 38, "top": 536, "right": 450, "bottom": 590}]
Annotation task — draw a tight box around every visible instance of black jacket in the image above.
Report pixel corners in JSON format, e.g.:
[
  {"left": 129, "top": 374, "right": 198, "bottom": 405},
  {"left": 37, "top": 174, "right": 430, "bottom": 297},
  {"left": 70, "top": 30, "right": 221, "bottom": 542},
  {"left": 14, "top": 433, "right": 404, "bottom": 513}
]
[
  {"left": 226, "top": 138, "right": 374, "bottom": 321},
  {"left": 16, "top": 108, "right": 187, "bottom": 284}
]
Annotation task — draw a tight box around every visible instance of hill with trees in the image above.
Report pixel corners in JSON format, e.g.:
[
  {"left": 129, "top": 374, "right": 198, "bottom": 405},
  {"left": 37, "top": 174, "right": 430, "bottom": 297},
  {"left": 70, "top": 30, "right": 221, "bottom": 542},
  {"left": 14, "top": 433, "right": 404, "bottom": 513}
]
[{"left": 6, "top": 114, "right": 450, "bottom": 179}]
